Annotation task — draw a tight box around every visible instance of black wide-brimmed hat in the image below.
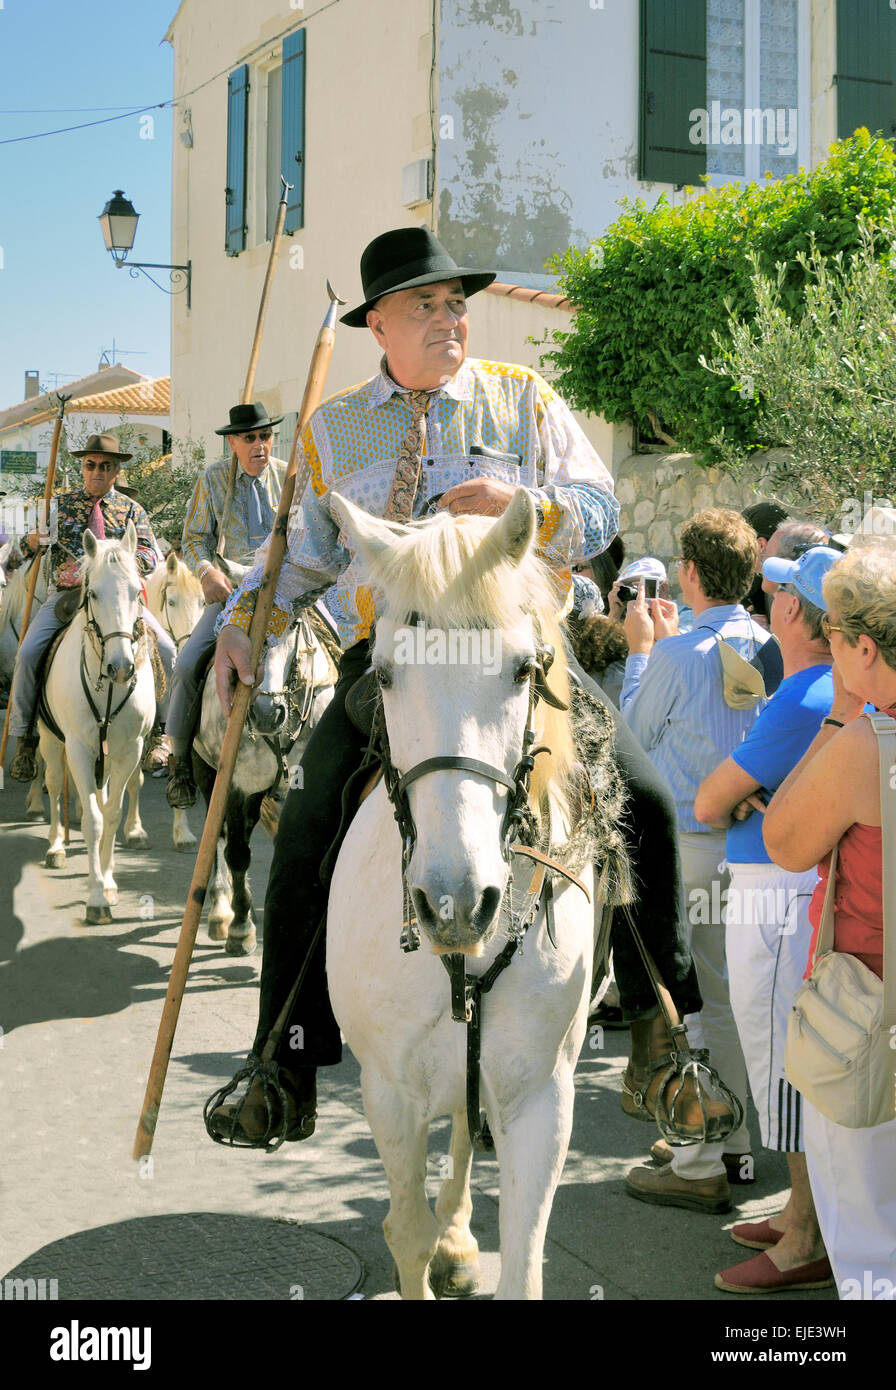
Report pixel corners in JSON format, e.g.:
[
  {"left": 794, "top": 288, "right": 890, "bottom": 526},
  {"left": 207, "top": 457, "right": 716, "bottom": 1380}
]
[
  {"left": 70, "top": 432, "right": 132, "bottom": 462},
  {"left": 214, "top": 402, "right": 284, "bottom": 436},
  {"left": 340, "top": 227, "right": 496, "bottom": 328}
]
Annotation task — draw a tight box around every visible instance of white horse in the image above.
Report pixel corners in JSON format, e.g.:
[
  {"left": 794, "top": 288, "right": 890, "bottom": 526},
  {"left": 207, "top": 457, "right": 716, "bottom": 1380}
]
[
  {"left": 38, "top": 523, "right": 156, "bottom": 924},
  {"left": 193, "top": 610, "right": 336, "bottom": 955},
  {"left": 144, "top": 550, "right": 204, "bottom": 851},
  {"left": 327, "top": 489, "right": 599, "bottom": 1301}
]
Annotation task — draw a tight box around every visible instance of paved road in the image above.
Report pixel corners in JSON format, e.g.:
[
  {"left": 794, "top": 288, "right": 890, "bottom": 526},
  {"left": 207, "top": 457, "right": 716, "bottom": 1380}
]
[{"left": 0, "top": 766, "right": 840, "bottom": 1309}]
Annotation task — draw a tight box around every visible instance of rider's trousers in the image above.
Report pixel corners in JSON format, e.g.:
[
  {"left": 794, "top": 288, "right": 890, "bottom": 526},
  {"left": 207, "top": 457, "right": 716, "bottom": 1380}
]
[
  {"left": 253, "top": 638, "right": 702, "bottom": 1072},
  {"left": 7, "top": 593, "right": 175, "bottom": 738},
  {"left": 166, "top": 602, "right": 223, "bottom": 753}
]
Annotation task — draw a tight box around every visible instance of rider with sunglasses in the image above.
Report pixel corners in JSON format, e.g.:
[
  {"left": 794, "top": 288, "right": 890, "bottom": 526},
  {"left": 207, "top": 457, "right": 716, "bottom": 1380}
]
[
  {"left": 7, "top": 433, "right": 173, "bottom": 783},
  {"left": 166, "top": 403, "right": 286, "bottom": 808}
]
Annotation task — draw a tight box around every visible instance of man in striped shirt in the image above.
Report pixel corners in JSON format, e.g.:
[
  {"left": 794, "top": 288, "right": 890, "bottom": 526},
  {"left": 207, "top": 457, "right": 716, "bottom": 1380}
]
[{"left": 165, "top": 403, "right": 286, "bottom": 808}]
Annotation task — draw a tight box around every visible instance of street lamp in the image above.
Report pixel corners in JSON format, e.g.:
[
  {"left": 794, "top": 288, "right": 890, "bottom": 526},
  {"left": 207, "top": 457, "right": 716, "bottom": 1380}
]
[{"left": 99, "top": 190, "right": 191, "bottom": 309}]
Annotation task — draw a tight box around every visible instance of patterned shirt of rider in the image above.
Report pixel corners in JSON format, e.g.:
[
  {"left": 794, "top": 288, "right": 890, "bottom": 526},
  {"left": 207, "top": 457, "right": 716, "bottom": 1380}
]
[
  {"left": 180, "top": 455, "right": 287, "bottom": 576},
  {"left": 48, "top": 487, "right": 158, "bottom": 590},
  {"left": 219, "top": 357, "right": 620, "bottom": 649}
]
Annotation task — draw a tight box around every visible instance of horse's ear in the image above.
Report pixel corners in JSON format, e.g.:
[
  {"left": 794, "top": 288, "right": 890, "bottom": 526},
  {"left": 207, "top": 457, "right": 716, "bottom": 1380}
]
[
  {"left": 83, "top": 528, "right": 98, "bottom": 560},
  {"left": 480, "top": 487, "right": 535, "bottom": 568},
  {"left": 166, "top": 550, "right": 179, "bottom": 574},
  {"left": 329, "top": 492, "right": 409, "bottom": 573},
  {"left": 122, "top": 520, "right": 138, "bottom": 555}
]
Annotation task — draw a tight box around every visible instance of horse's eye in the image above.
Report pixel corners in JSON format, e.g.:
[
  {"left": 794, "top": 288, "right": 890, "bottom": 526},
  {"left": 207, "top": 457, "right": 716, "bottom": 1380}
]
[
  {"left": 376, "top": 666, "right": 393, "bottom": 690},
  {"left": 514, "top": 659, "right": 535, "bottom": 684}
]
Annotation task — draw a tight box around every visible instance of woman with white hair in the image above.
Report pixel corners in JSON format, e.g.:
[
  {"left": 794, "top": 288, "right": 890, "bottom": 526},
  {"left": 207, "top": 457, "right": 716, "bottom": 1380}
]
[{"left": 764, "top": 539, "right": 896, "bottom": 1298}]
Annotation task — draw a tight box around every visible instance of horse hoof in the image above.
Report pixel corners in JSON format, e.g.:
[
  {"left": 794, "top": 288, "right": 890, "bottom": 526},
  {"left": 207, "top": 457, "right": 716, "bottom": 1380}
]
[
  {"left": 174, "top": 834, "right": 197, "bottom": 853},
  {"left": 45, "top": 850, "right": 66, "bottom": 869},
  {"left": 104, "top": 887, "right": 119, "bottom": 906},
  {"left": 207, "top": 918, "right": 230, "bottom": 942},
  {"left": 85, "top": 904, "right": 113, "bottom": 926},
  {"left": 27, "top": 811, "right": 45, "bottom": 823},
  {"left": 224, "top": 932, "right": 256, "bottom": 957},
  {"left": 428, "top": 1253, "right": 481, "bottom": 1299},
  {"left": 124, "top": 833, "right": 148, "bottom": 850}
]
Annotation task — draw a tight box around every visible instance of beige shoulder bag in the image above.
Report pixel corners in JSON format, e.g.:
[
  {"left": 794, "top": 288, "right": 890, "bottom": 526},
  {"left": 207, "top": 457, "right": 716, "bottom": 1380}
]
[{"left": 785, "top": 711, "right": 896, "bottom": 1128}]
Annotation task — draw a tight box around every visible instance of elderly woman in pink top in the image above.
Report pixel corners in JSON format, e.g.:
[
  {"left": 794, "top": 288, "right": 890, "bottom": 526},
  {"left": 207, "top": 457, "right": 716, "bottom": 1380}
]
[{"left": 764, "top": 539, "right": 896, "bottom": 1300}]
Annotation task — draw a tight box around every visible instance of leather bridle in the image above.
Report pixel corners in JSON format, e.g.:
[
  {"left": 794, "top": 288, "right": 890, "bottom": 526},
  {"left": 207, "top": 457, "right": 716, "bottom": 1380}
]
[
  {"left": 78, "top": 584, "right": 144, "bottom": 787},
  {"left": 372, "top": 634, "right": 591, "bottom": 1151}
]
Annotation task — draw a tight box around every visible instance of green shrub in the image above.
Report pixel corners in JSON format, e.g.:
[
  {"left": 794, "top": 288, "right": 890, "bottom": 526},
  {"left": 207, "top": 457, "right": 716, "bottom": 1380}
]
[{"left": 542, "top": 130, "right": 896, "bottom": 458}]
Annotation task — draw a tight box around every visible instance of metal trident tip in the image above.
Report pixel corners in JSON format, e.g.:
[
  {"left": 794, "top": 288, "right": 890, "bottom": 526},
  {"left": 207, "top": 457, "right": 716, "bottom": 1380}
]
[{"left": 326, "top": 279, "right": 346, "bottom": 306}]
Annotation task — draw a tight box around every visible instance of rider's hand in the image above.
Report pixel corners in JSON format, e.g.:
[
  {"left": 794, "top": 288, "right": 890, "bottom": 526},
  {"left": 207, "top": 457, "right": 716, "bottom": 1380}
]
[
  {"left": 215, "top": 625, "right": 262, "bottom": 715},
  {"left": 202, "top": 566, "right": 234, "bottom": 605},
  {"left": 437, "top": 478, "right": 516, "bottom": 517}
]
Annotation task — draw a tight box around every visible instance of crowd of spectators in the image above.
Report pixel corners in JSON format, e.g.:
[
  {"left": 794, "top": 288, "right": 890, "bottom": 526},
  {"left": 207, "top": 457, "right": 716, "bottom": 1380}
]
[{"left": 569, "top": 502, "right": 895, "bottom": 1300}]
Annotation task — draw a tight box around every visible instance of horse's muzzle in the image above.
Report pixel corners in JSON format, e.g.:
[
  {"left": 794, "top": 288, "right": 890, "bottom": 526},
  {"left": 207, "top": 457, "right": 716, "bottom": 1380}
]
[
  {"left": 106, "top": 655, "right": 135, "bottom": 683},
  {"left": 410, "top": 883, "right": 504, "bottom": 955},
  {"left": 248, "top": 697, "right": 287, "bottom": 734}
]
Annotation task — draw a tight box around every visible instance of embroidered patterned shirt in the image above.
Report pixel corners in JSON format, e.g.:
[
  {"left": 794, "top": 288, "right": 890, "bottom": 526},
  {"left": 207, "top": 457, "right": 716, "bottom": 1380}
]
[
  {"left": 47, "top": 487, "right": 159, "bottom": 590},
  {"left": 181, "top": 455, "right": 287, "bottom": 576},
  {"left": 220, "top": 358, "right": 619, "bottom": 648}
]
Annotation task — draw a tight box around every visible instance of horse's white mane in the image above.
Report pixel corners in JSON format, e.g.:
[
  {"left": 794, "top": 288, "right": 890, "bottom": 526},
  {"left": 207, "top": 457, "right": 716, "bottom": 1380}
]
[{"left": 366, "top": 511, "right": 562, "bottom": 633}]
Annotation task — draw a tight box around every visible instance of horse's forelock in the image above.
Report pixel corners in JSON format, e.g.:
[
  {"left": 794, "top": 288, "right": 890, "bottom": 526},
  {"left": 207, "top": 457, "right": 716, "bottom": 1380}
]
[
  {"left": 368, "top": 511, "right": 557, "bottom": 632},
  {"left": 82, "top": 537, "right": 140, "bottom": 588}
]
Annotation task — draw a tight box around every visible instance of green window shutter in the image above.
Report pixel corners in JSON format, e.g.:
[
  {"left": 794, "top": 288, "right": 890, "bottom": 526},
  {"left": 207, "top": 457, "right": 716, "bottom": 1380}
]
[
  {"left": 225, "top": 64, "right": 249, "bottom": 255},
  {"left": 836, "top": 0, "right": 896, "bottom": 140},
  {"left": 281, "top": 30, "right": 306, "bottom": 233},
  {"left": 639, "top": 0, "right": 707, "bottom": 184}
]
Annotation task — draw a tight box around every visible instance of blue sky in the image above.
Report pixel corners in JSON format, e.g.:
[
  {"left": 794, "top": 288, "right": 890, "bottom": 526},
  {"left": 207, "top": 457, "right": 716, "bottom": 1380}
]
[{"left": 0, "top": 0, "right": 175, "bottom": 407}]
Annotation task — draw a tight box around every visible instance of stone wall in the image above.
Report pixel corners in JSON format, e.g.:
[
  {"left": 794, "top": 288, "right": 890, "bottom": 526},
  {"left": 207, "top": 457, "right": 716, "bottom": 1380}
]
[{"left": 613, "top": 450, "right": 784, "bottom": 593}]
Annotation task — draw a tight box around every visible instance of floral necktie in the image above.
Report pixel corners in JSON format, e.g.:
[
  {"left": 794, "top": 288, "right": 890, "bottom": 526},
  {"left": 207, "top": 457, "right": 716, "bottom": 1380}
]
[{"left": 385, "top": 390, "right": 431, "bottom": 521}]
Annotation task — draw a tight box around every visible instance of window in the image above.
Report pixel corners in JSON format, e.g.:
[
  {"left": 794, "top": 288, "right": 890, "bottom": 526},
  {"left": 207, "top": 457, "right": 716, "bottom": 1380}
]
[
  {"left": 224, "top": 30, "right": 305, "bottom": 255},
  {"left": 639, "top": 0, "right": 809, "bottom": 186}
]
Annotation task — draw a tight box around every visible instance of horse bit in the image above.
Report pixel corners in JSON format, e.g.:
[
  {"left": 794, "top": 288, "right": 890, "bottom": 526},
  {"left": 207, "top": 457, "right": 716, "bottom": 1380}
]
[{"left": 374, "top": 639, "right": 591, "bottom": 1151}]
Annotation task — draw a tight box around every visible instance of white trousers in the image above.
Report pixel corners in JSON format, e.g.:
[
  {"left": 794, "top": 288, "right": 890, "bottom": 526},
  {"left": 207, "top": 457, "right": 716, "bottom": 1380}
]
[
  {"left": 671, "top": 831, "right": 751, "bottom": 1181},
  {"left": 726, "top": 862, "right": 818, "bottom": 1151},
  {"left": 804, "top": 1100, "right": 896, "bottom": 1299}
]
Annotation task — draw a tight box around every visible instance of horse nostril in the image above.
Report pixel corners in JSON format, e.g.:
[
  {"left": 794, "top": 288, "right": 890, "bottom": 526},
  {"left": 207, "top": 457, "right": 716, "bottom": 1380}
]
[
  {"left": 471, "top": 886, "right": 502, "bottom": 933},
  {"left": 410, "top": 889, "right": 439, "bottom": 932}
]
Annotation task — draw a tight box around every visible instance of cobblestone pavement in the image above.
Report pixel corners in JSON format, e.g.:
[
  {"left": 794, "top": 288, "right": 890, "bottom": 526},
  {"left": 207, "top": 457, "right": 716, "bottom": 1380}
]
[{"left": 0, "top": 768, "right": 841, "bottom": 1311}]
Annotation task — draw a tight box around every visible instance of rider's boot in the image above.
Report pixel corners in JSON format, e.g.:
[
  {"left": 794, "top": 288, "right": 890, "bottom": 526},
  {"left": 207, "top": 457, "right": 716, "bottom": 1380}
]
[
  {"left": 209, "top": 1065, "right": 317, "bottom": 1145},
  {"left": 142, "top": 723, "right": 170, "bottom": 775},
  {"left": 166, "top": 747, "right": 196, "bottom": 808},
  {"left": 10, "top": 735, "right": 39, "bottom": 783},
  {"left": 621, "top": 1006, "right": 737, "bottom": 1140}
]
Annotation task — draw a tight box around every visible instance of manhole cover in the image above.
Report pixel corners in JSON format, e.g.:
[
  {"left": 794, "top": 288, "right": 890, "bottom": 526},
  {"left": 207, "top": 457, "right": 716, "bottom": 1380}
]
[{"left": 2, "top": 1214, "right": 364, "bottom": 1301}]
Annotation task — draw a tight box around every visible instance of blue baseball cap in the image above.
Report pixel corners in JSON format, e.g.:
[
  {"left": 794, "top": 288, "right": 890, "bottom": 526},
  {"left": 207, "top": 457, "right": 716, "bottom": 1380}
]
[{"left": 762, "top": 545, "right": 842, "bottom": 610}]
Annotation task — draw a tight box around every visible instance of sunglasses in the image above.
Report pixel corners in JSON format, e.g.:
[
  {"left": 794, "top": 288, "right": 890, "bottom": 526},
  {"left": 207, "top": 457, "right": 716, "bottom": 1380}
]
[
  {"left": 821, "top": 614, "right": 846, "bottom": 639},
  {"left": 236, "top": 429, "right": 273, "bottom": 443},
  {"left": 83, "top": 461, "right": 118, "bottom": 473}
]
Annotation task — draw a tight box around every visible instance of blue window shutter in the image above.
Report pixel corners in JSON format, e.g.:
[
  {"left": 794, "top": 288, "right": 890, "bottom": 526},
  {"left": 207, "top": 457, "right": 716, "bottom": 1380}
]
[
  {"left": 836, "top": 0, "right": 896, "bottom": 140},
  {"left": 281, "top": 30, "right": 306, "bottom": 232},
  {"left": 225, "top": 64, "right": 249, "bottom": 255},
  {"left": 639, "top": 0, "right": 707, "bottom": 184}
]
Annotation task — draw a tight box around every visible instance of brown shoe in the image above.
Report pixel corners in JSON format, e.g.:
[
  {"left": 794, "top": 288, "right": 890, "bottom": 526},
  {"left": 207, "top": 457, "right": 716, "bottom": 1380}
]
[
  {"left": 625, "top": 1162, "right": 731, "bottom": 1214},
  {"left": 208, "top": 1069, "right": 316, "bottom": 1146},
  {"left": 165, "top": 753, "right": 196, "bottom": 809},
  {"left": 9, "top": 736, "right": 38, "bottom": 783},
  {"left": 621, "top": 1009, "right": 738, "bottom": 1141},
  {"left": 650, "top": 1138, "right": 756, "bottom": 1185}
]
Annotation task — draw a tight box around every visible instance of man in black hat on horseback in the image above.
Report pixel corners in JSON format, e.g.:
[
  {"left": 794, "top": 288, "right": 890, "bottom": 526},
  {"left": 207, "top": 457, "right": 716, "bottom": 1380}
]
[
  {"left": 206, "top": 228, "right": 710, "bottom": 1149},
  {"left": 165, "top": 403, "right": 286, "bottom": 808}
]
